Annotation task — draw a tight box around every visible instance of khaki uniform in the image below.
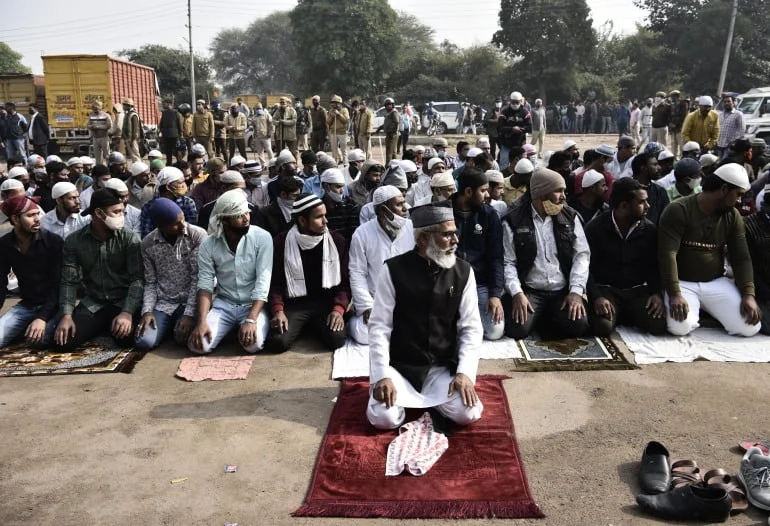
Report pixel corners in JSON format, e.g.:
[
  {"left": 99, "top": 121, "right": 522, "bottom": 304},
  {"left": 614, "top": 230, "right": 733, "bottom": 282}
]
[
  {"left": 122, "top": 109, "right": 141, "bottom": 162},
  {"left": 225, "top": 111, "right": 248, "bottom": 159},
  {"left": 87, "top": 110, "right": 113, "bottom": 165},
  {"left": 327, "top": 107, "right": 350, "bottom": 163},
  {"left": 383, "top": 108, "right": 400, "bottom": 163},
  {"left": 273, "top": 105, "right": 297, "bottom": 158},
  {"left": 192, "top": 110, "right": 215, "bottom": 158},
  {"left": 250, "top": 110, "right": 274, "bottom": 163},
  {"left": 309, "top": 105, "right": 328, "bottom": 152},
  {"left": 356, "top": 108, "right": 374, "bottom": 158}
]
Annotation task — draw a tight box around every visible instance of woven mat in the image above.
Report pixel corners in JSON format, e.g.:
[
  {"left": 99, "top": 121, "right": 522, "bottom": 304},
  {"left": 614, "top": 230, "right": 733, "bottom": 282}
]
[
  {"left": 0, "top": 337, "right": 143, "bottom": 377},
  {"left": 512, "top": 333, "right": 636, "bottom": 372}
]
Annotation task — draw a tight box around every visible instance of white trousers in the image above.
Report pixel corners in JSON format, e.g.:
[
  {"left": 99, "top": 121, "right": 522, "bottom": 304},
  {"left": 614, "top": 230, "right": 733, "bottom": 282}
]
[
  {"left": 348, "top": 314, "right": 369, "bottom": 344},
  {"left": 665, "top": 277, "right": 761, "bottom": 337},
  {"left": 367, "top": 392, "right": 483, "bottom": 430}
]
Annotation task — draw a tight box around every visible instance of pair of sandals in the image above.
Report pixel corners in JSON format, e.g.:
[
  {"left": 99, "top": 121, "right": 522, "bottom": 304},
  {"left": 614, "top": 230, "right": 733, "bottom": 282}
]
[{"left": 671, "top": 460, "right": 748, "bottom": 513}]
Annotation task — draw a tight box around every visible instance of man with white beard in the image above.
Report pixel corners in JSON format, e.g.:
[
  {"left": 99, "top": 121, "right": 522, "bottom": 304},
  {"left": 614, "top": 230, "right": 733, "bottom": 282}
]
[{"left": 366, "top": 202, "right": 484, "bottom": 430}]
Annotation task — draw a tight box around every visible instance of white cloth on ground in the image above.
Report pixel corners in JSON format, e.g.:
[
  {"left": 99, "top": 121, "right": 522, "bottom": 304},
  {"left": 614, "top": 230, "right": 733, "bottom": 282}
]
[{"left": 385, "top": 412, "right": 448, "bottom": 476}]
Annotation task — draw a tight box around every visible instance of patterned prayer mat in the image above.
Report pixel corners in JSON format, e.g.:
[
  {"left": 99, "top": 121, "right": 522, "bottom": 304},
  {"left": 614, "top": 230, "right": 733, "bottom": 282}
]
[
  {"left": 0, "top": 337, "right": 143, "bottom": 377},
  {"left": 293, "top": 375, "right": 544, "bottom": 519},
  {"left": 512, "top": 333, "right": 637, "bottom": 372}
]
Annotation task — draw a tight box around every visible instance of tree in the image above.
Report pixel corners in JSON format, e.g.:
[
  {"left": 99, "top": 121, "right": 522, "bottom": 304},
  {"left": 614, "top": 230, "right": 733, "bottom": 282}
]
[
  {"left": 0, "top": 42, "right": 31, "bottom": 74},
  {"left": 210, "top": 11, "right": 299, "bottom": 97},
  {"left": 492, "top": 0, "right": 597, "bottom": 103},
  {"left": 291, "top": 0, "right": 400, "bottom": 96},
  {"left": 117, "top": 45, "right": 215, "bottom": 105}
]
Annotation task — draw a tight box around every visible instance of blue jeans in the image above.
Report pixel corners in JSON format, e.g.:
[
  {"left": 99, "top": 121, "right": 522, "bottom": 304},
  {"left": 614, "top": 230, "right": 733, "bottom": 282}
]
[
  {"left": 0, "top": 303, "right": 58, "bottom": 348},
  {"left": 477, "top": 285, "right": 504, "bottom": 341},
  {"left": 134, "top": 305, "right": 186, "bottom": 350},
  {"left": 188, "top": 297, "right": 269, "bottom": 354},
  {"left": 499, "top": 145, "right": 511, "bottom": 171},
  {"left": 5, "top": 138, "right": 26, "bottom": 161}
]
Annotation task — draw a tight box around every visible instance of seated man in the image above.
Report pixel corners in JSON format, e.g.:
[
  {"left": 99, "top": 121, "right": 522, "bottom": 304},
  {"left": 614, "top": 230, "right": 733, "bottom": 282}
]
[
  {"left": 485, "top": 170, "right": 509, "bottom": 217},
  {"left": 665, "top": 158, "right": 702, "bottom": 202},
  {"left": 451, "top": 168, "right": 505, "bottom": 340},
  {"left": 264, "top": 194, "right": 350, "bottom": 353},
  {"left": 104, "top": 178, "right": 142, "bottom": 235},
  {"left": 367, "top": 202, "right": 483, "bottom": 430},
  {"left": 41, "top": 182, "right": 91, "bottom": 239},
  {"left": 659, "top": 164, "right": 761, "bottom": 336},
  {"left": 407, "top": 157, "right": 446, "bottom": 207},
  {"left": 359, "top": 163, "right": 409, "bottom": 224},
  {"left": 135, "top": 199, "right": 206, "bottom": 349},
  {"left": 630, "top": 152, "right": 670, "bottom": 224},
  {"left": 0, "top": 195, "right": 62, "bottom": 347},
  {"left": 414, "top": 170, "right": 456, "bottom": 206},
  {"left": 196, "top": 171, "right": 259, "bottom": 230},
  {"left": 188, "top": 190, "right": 273, "bottom": 354},
  {"left": 584, "top": 178, "right": 666, "bottom": 336},
  {"left": 502, "top": 158, "right": 533, "bottom": 205},
  {"left": 255, "top": 175, "right": 301, "bottom": 236},
  {"left": 139, "top": 167, "right": 198, "bottom": 238},
  {"left": 348, "top": 186, "right": 414, "bottom": 344},
  {"left": 125, "top": 161, "right": 156, "bottom": 209},
  {"left": 347, "top": 160, "right": 383, "bottom": 206},
  {"left": 502, "top": 168, "right": 590, "bottom": 339},
  {"left": 55, "top": 188, "right": 143, "bottom": 351},
  {"left": 80, "top": 164, "right": 112, "bottom": 210},
  {"left": 302, "top": 152, "right": 338, "bottom": 198},
  {"left": 320, "top": 168, "right": 359, "bottom": 242},
  {"left": 566, "top": 169, "right": 608, "bottom": 224},
  {"left": 745, "top": 192, "right": 770, "bottom": 335}
]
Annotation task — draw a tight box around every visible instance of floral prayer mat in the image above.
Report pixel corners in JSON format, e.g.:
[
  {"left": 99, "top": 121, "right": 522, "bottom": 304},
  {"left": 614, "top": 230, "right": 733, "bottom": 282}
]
[
  {"left": 512, "top": 333, "right": 637, "bottom": 372},
  {"left": 0, "top": 337, "right": 143, "bottom": 377},
  {"left": 293, "top": 375, "right": 544, "bottom": 519}
]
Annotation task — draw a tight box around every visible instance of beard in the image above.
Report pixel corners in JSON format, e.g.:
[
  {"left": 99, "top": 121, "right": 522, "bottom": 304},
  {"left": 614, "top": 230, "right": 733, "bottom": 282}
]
[{"left": 425, "top": 236, "right": 457, "bottom": 269}]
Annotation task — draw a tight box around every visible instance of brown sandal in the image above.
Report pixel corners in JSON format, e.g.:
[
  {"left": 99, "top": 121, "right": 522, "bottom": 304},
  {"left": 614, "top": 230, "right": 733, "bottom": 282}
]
[
  {"left": 703, "top": 468, "right": 749, "bottom": 514},
  {"left": 670, "top": 459, "right": 702, "bottom": 488}
]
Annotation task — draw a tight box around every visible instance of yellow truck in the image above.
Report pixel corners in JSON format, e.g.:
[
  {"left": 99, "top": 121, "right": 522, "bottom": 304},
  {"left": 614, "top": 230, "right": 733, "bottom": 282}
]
[
  {"left": 42, "top": 54, "right": 160, "bottom": 156},
  {"left": 0, "top": 74, "right": 47, "bottom": 122}
]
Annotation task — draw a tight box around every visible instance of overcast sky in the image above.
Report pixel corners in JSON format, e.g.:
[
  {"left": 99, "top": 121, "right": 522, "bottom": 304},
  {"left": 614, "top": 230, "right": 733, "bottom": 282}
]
[{"left": 2, "top": 0, "right": 647, "bottom": 75}]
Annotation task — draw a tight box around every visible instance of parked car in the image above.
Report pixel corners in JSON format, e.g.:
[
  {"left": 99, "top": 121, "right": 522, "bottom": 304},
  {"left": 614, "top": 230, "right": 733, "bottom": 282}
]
[
  {"left": 737, "top": 87, "right": 770, "bottom": 143},
  {"left": 422, "top": 101, "right": 465, "bottom": 134}
]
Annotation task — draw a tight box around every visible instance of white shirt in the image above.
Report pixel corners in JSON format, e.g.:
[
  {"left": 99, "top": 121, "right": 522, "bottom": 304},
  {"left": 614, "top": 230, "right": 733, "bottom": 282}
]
[
  {"left": 368, "top": 262, "right": 482, "bottom": 407},
  {"left": 576, "top": 104, "right": 585, "bottom": 116},
  {"left": 630, "top": 108, "right": 641, "bottom": 128},
  {"left": 125, "top": 204, "right": 141, "bottom": 236},
  {"left": 41, "top": 209, "right": 91, "bottom": 239},
  {"left": 80, "top": 186, "right": 95, "bottom": 210},
  {"left": 489, "top": 199, "right": 508, "bottom": 218},
  {"left": 28, "top": 113, "right": 37, "bottom": 140},
  {"left": 406, "top": 175, "right": 432, "bottom": 207},
  {"left": 640, "top": 107, "right": 653, "bottom": 128},
  {"left": 655, "top": 170, "right": 676, "bottom": 190},
  {"left": 349, "top": 218, "right": 414, "bottom": 315},
  {"left": 502, "top": 206, "right": 590, "bottom": 297},
  {"left": 608, "top": 154, "right": 635, "bottom": 180}
]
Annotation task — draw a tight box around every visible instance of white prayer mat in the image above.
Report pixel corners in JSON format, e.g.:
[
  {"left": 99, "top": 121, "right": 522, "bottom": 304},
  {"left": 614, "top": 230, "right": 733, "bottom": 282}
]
[
  {"left": 331, "top": 338, "right": 523, "bottom": 379},
  {"left": 617, "top": 326, "right": 770, "bottom": 365}
]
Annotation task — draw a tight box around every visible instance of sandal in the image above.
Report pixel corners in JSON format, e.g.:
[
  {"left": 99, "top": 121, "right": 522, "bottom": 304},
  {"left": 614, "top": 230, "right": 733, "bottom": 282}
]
[
  {"left": 703, "top": 468, "right": 748, "bottom": 514},
  {"left": 738, "top": 440, "right": 770, "bottom": 455},
  {"left": 670, "top": 459, "right": 702, "bottom": 489}
]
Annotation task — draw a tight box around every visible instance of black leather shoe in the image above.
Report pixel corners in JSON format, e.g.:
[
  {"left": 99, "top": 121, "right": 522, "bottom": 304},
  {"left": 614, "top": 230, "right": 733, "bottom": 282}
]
[
  {"left": 639, "top": 441, "right": 671, "bottom": 494},
  {"left": 636, "top": 485, "right": 731, "bottom": 523}
]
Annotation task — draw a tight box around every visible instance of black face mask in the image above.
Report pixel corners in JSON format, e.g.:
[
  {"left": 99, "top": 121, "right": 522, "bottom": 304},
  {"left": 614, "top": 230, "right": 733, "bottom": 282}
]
[
  {"left": 407, "top": 173, "right": 418, "bottom": 185},
  {"left": 229, "top": 223, "right": 250, "bottom": 236}
]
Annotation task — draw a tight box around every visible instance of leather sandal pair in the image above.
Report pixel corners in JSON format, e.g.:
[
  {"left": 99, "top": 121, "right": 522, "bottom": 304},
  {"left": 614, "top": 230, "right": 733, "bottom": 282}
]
[{"left": 636, "top": 441, "right": 747, "bottom": 522}]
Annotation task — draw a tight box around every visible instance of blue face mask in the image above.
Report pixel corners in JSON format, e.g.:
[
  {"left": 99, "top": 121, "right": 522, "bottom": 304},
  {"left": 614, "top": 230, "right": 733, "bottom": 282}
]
[{"left": 437, "top": 150, "right": 446, "bottom": 159}]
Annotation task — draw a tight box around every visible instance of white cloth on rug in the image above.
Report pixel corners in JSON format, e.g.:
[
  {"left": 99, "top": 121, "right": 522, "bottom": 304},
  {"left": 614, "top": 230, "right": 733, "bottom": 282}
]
[
  {"left": 386, "top": 412, "right": 448, "bottom": 477},
  {"left": 283, "top": 225, "right": 340, "bottom": 298},
  {"left": 617, "top": 326, "right": 770, "bottom": 364}
]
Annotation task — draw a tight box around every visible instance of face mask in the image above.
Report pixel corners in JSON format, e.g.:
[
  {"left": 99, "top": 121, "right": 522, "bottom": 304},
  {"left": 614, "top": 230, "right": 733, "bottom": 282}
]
[
  {"left": 385, "top": 210, "right": 407, "bottom": 230},
  {"left": 170, "top": 183, "right": 188, "bottom": 197},
  {"left": 327, "top": 190, "right": 344, "bottom": 203},
  {"left": 511, "top": 104, "right": 521, "bottom": 110},
  {"left": 248, "top": 177, "right": 263, "bottom": 187},
  {"left": 407, "top": 173, "right": 418, "bottom": 185},
  {"left": 542, "top": 200, "right": 564, "bottom": 216},
  {"left": 654, "top": 97, "right": 662, "bottom": 104},
  {"left": 437, "top": 150, "right": 446, "bottom": 159},
  {"left": 102, "top": 213, "right": 125, "bottom": 231},
  {"left": 277, "top": 197, "right": 294, "bottom": 209},
  {"left": 687, "top": 177, "right": 701, "bottom": 190},
  {"left": 495, "top": 102, "right": 502, "bottom": 109}
]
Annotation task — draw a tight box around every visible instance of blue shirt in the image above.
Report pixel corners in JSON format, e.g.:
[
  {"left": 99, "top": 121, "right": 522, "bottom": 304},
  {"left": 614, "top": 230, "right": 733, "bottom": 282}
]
[{"left": 197, "top": 225, "right": 273, "bottom": 305}]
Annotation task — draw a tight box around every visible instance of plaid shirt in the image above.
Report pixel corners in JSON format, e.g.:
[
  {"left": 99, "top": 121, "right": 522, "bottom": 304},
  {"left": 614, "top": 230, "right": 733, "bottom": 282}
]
[
  {"left": 139, "top": 195, "right": 197, "bottom": 238},
  {"left": 60, "top": 225, "right": 143, "bottom": 315},
  {"left": 718, "top": 109, "right": 745, "bottom": 148}
]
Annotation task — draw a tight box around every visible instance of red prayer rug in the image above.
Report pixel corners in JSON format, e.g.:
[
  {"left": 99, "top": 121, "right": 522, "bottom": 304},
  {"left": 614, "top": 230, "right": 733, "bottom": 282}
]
[{"left": 293, "top": 375, "right": 544, "bottom": 519}]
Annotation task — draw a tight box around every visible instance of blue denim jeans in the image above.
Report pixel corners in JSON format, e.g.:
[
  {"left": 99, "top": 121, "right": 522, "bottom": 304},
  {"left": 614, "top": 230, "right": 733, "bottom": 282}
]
[
  {"left": 187, "top": 297, "right": 269, "bottom": 354},
  {"left": 499, "top": 145, "right": 511, "bottom": 171},
  {"left": 0, "top": 303, "right": 58, "bottom": 347},
  {"left": 477, "top": 285, "right": 504, "bottom": 341},
  {"left": 134, "top": 305, "right": 186, "bottom": 350},
  {"left": 5, "top": 138, "right": 27, "bottom": 162}
]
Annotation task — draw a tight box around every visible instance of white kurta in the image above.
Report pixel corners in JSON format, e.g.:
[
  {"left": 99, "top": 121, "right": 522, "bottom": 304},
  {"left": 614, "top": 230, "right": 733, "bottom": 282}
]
[
  {"left": 368, "top": 262, "right": 482, "bottom": 408},
  {"left": 405, "top": 176, "right": 432, "bottom": 207},
  {"left": 349, "top": 218, "right": 415, "bottom": 315}
]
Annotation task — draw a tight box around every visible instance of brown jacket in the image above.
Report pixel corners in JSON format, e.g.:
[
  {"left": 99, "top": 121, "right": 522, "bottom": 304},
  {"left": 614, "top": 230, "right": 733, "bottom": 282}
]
[
  {"left": 225, "top": 112, "right": 247, "bottom": 139},
  {"left": 327, "top": 107, "right": 350, "bottom": 135},
  {"left": 273, "top": 106, "right": 297, "bottom": 141},
  {"left": 356, "top": 108, "right": 374, "bottom": 135},
  {"left": 192, "top": 110, "right": 215, "bottom": 138},
  {"left": 309, "top": 106, "right": 328, "bottom": 133}
]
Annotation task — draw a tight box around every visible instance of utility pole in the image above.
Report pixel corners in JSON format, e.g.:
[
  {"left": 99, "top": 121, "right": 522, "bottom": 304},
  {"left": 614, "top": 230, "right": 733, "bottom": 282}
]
[
  {"left": 187, "top": 0, "right": 196, "bottom": 106},
  {"left": 716, "top": 0, "right": 738, "bottom": 97}
]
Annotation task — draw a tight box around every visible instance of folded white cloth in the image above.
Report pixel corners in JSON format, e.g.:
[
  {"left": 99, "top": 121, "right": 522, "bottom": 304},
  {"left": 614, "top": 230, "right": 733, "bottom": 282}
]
[{"left": 386, "top": 412, "right": 448, "bottom": 477}]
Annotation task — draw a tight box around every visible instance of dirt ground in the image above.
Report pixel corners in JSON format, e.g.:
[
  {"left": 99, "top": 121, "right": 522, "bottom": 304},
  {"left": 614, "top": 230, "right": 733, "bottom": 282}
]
[{"left": 4, "top": 133, "right": 770, "bottom": 525}]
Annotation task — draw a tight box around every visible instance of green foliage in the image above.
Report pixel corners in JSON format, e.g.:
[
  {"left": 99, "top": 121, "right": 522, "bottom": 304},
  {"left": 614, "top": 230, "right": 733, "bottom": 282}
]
[
  {"left": 291, "top": 0, "right": 400, "bottom": 96},
  {"left": 117, "top": 44, "right": 215, "bottom": 105},
  {"left": 0, "top": 42, "right": 31, "bottom": 74},
  {"left": 210, "top": 11, "right": 299, "bottom": 97}
]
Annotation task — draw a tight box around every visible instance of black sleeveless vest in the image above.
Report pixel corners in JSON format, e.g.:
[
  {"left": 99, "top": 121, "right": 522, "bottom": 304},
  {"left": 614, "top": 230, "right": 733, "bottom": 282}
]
[{"left": 386, "top": 250, "right": 471, "bottom": 391}]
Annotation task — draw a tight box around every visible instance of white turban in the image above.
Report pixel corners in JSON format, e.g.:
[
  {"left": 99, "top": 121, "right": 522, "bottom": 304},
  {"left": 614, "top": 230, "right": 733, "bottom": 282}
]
[
  {"left": 698, "top": 96, "right": 714, "bottom": 107},
  {"left": 276, "top": 149, "right": 296, "bottom": 167},
  {"left": 581, "top": 169, "right": 605, "bottom": 188},
  {"left": 104, "top": 178, "right": 128, "bottom": 193},
  {"left": 372, "top": 185, "right": 402, "bottom": 206},
  {"left": 52, "top": 182, "right": 77, "bottom": 200},
  {"left": 156, "top": 166, "right": 184, "bottom": 187},
  {"left": 427, "top": 158, "right": 445, "bottom": 171},
  {"left": 8, "top": 167, "right": 28, "bottom": 179},
  {"left": 220, "top": 170, "right": 245, "bottom": 184},
  {"left": 229, "top": 155, "right": 246, "bottom": 167},
  {"left": 320, "top": 169, "right": 346, "bottom": 185},
  {"left": 398, "top": 160, "right": 417, "bottom": 173},
  {"left": 46, "top": 155, "right": 62, "bottom": 164},
  {"left": 208, "top": 189, "right": 250, "bottom": 237},
  {"left": 66, "top": 157, "right": 83, "bottom": 167},
  {"left": 0, "top": 179, "right": 24, "bottom": 192},
  {"left": 430, "top": 171, "right": 455, "bottom": 188}
]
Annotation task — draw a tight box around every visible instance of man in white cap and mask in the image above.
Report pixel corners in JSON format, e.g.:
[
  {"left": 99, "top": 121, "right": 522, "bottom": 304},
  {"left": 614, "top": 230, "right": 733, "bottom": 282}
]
[
  {"left": 502, "top": 167, "right": 591, "bottom": 339},
  {"left": 497, "top": 91, "right": 532, "bottom": 171},
  {"left": 264, "top": 193, "right": 350, "bottom": 353},
  {"left": 348, "top": 185, "right": 414, "bottom": 344},
  {"left": 241, "top": 160, "right": 269, "bottom": 208},
  {"left": 41, "top": 181, "right": 91, "bottom": 239},
  {"left": 104, "top": 178, "right": 142, "bottom": 236},
  {"left": 139, "top": 166, "right": 198, "bottom": 238},
  {"left": 502, "top": 158, "right": 534, "bottom": 205},
  {"left": 415, "top": 171, "right": 456, "bottom": 206},
  {"left": 659, "top": 163, "right": 761, "bottom": 337},
  {"left": 366, "top": 201, "right": 483, "bottom": 429},
  {"left": 320, "top": 168, "right": 359, "bottom": 242},
  {"left": 682, "top": 96, "right": 719, "bottom": 154},
  {"left": 407, "top": 157, "right": 445, "bottom": 207},
  {"left": 189, "top": 189, "right": 273, "bottom": 354},
  {"left": 125, "top": 161, "right": 156, "bottom": 209},
  {"left": 196, "top": 170, "right": 259, "bottom": 231},
  {"left": 567, "top": 169, "right": 609, "bottom": 224}
]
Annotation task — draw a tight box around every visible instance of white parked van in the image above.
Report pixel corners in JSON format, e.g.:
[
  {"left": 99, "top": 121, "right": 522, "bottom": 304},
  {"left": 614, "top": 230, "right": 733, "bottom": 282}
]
[{"left": 737, "top": 87, "right": 770, "bottom": 141}]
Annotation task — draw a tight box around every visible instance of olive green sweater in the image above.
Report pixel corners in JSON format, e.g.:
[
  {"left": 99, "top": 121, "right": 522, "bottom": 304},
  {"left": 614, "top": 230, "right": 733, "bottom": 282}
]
[{"left": 658, "top": 194, "right": 754, "bottom": 296}]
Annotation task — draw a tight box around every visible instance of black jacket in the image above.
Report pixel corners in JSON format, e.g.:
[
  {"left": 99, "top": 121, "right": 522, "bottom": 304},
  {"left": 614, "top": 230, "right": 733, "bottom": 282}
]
[
  {"left": 497, "top": 105, "right": 532, "bottom": 148},
  {"left": 255, "top": 202, "right": 293, "bottom": 237},
  {"left": 29, "top": 113, "right": 49, "bottom": 145},
  {"left": 159, "top": 109, "right": 182, "bottom": 139},
  {"left": 452, "top": 199, "right": 504, "bottom": 298}
]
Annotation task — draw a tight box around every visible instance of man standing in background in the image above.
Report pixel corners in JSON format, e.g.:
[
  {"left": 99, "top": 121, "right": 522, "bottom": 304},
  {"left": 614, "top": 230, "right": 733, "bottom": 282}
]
[
  {"left": 530, "top": 98, "right": 547, "bottom": 158},
  {"left": 192, "top": 100, "right": 215, "bottom": 159},
  {"left": 122, "top": 98, "right": 142, "bottom": 163},
  {"left": 27, "top": 104, "right": 49, "bottom": 158},
  {"left": 309, "top": 95, "right": 328, "bottom": 153},
  {"left": 88, "top": 100, "right": 113, "bottom": 165},
  {"left": 356, "top": 99, "right": 374, "bottom": 159},
  {"left": 159, "top": 99, "right": 183, "bottom": 166}
]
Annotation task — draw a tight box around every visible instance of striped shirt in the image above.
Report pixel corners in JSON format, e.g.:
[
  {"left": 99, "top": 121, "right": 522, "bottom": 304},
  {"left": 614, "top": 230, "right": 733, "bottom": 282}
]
[{"left": 718, "top": 109, "right": 745, "bottom": 148}]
